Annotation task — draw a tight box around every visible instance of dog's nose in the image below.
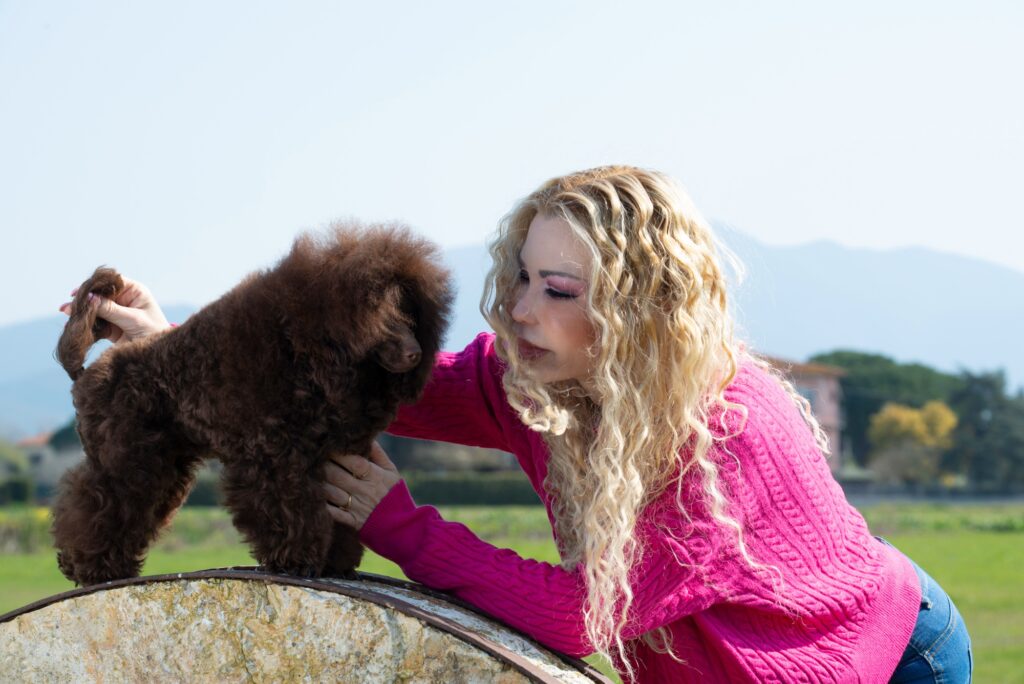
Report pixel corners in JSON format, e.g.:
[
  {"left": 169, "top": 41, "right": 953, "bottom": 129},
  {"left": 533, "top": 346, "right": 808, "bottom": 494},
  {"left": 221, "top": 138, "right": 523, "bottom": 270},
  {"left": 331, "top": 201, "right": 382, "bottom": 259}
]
[{"left": 405, "top": 350, "right": 421, "bottom": 367}]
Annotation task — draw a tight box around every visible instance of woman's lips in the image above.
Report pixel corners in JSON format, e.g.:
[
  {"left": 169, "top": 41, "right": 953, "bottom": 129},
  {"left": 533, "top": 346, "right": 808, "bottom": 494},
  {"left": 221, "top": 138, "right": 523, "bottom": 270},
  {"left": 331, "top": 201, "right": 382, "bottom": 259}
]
[{"left": 517, "top": 338, "right": 549, "bottom": 360}]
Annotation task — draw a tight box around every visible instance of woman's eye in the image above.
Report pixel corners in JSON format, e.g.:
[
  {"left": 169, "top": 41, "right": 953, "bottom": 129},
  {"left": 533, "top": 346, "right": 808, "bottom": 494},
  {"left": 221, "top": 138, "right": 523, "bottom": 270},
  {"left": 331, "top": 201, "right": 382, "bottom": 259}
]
[{"left": 518, "top": 267, "right": 579, "bottom": 299}]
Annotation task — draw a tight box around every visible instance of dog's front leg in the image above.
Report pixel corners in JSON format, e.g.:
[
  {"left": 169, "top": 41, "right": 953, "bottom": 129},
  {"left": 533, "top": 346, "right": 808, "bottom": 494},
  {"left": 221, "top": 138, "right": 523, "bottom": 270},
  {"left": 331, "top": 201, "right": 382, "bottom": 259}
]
[
  {"left": 323, "top": 522, "right": 364, "bottom": 578},
  {"left": 220, "top": 452, "right": 333, "bottom": 577}
]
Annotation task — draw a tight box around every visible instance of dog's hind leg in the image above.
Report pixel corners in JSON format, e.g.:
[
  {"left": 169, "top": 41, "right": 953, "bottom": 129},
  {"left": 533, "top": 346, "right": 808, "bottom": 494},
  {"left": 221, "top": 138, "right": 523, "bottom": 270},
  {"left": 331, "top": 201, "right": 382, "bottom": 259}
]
[
  {"left": 51, "top": 431, "right": 203, "bottom": 586},
  {"left": 220, "top": 449, "right": 334, "bottom": 577}
]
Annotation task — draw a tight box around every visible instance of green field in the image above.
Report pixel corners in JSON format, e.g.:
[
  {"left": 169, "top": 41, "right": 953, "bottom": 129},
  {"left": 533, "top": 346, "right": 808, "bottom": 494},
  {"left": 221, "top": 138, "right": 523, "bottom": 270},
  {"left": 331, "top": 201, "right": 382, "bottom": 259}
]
[{"left": 2, "top": 503, "right": 1021, "bottom": 681}]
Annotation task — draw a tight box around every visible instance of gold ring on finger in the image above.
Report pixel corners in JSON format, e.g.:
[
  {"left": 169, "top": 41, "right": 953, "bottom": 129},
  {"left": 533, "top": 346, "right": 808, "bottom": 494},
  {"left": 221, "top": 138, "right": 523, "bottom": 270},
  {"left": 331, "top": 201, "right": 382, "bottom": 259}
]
[{"left": 343, "top": 492, "right": 352, "bottom": 510}]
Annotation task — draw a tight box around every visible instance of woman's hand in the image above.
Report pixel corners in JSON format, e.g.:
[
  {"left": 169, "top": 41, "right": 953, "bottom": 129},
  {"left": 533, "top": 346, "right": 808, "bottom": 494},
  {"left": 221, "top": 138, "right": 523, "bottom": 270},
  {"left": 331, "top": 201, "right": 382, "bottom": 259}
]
[
  {"left": 59, "top": 276, "right": 171, "bottom": 343},
  {"left": 324, "top": 441, "right": 402, "bottom": 530}
]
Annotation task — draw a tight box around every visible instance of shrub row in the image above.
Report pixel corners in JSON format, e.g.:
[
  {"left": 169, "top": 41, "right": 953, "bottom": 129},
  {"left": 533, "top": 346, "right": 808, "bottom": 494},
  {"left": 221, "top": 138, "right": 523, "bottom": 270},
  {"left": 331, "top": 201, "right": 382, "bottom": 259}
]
[
  {"left": 0, "top": 478, "right": 33, "bottom": 506},
  {"left": 182, "top": 470, "right": 544, "bottom": 507},
  {"left": 406, "top": 472, "right": 542, "bottom": 506},
  {"left": 0, "top": 506, "right": 51, "bottom": 553},
  {"left": 0, "top": 471, "right": 541, "bottom": 507}
]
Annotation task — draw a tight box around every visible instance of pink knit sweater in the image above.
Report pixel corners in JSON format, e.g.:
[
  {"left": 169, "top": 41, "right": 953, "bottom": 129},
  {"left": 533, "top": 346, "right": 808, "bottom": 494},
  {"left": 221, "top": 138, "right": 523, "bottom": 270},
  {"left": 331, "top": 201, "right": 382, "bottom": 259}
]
[{"left": 359, "top": 333, "right": 920, "bottom": 682}]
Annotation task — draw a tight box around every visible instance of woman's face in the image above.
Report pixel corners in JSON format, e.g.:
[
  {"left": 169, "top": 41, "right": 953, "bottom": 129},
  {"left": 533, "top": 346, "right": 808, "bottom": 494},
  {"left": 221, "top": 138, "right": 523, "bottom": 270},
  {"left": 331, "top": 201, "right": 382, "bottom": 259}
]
[{"left": 510, "top": 213, "right": 597, "bottom": 387}]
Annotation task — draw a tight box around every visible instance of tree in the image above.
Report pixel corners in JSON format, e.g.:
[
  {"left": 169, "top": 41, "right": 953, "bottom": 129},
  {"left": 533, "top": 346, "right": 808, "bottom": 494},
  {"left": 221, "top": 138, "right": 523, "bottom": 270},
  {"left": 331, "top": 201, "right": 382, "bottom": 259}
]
[
  {"left": 867, "top": 401, "right": 957, "bottom": 486},
  {"left": 919, "top": 401, "right": 958, "bottom": 449},
  {"left": 49, "top": 418, "right": 81, "bottom": 450},
  {"left": 0, "top": 438, "right": 34, "bottom": 505},
  {"left": 947, "top": 371, "right": 1024, "bottom": 491},
  {"left": 0, "top": 438, "right": 29, "bottom": 476},
  {"left": 988, "top": 396, "right": 1024, "bottom": 490},
  {"left": 809, "top": 350, "right": 963, "bottom": 466}
]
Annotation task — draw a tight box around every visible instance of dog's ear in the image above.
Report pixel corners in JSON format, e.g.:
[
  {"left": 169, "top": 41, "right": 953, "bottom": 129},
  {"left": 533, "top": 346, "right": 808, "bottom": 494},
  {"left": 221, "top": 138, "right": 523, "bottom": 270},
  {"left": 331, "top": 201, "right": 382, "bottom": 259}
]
[{"left": 332, "top": 281, "right": 416, "bottom": 365}]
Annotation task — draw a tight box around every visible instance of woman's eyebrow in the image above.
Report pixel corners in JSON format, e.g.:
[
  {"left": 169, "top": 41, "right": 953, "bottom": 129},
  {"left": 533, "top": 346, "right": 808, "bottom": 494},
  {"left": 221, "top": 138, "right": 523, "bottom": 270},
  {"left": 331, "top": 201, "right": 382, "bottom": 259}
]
[
  {"left": 517, "top": 255, "right": 584, "bottom": 281},
  {"left": 539, "top": 269, "right": 584, "bottom": 281}
]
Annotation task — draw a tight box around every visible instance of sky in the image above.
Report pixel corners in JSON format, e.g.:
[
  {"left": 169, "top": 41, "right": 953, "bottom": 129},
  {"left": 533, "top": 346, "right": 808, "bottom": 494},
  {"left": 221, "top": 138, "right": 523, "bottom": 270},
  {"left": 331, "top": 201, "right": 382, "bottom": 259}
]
[{"left": 1, "top": 0, "right": 1021, "bottom": 327}]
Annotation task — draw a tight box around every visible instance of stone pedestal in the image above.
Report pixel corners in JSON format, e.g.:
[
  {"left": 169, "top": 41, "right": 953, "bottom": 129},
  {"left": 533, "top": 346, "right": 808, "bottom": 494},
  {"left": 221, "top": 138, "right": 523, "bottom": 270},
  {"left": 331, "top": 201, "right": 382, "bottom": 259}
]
[{"left": 0, "top": 569, "right": 611, "bottom": 683}]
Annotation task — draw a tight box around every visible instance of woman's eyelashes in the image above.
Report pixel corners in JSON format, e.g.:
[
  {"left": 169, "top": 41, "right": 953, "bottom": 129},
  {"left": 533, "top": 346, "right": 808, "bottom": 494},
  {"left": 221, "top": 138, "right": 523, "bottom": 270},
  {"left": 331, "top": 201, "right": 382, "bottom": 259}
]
[{"left": 518, "top": 269, "right": 580, "bottom": 300}]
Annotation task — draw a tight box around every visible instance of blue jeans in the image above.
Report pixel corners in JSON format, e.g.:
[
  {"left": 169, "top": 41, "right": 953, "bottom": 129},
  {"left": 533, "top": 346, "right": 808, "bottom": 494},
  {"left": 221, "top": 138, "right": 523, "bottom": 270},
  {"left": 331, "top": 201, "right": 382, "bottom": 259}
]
[{"left": 879, "top": 538, "right": 973, "bottom": 683}]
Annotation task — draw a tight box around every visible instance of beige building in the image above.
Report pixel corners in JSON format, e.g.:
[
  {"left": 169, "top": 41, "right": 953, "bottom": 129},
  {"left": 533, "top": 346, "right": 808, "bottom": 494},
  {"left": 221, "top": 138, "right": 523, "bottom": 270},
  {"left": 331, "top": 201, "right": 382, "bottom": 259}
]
[{"left": 764, "top": 357, "right": 846, "bottom": 472}]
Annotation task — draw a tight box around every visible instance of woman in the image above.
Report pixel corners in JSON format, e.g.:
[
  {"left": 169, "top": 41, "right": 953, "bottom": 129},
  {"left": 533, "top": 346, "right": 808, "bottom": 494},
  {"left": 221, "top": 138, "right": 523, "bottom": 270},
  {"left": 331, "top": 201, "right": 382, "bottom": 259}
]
[{"left": 63, "top": 166, "right": 971, "bottom": 682}]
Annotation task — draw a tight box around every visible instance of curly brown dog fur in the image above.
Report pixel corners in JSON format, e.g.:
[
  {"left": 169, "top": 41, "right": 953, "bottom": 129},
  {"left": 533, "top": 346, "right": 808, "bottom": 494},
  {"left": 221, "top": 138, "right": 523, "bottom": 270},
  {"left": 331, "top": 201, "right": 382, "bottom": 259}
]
[{"left": 52, "top": 222, "right": 452, "bottom": 586}]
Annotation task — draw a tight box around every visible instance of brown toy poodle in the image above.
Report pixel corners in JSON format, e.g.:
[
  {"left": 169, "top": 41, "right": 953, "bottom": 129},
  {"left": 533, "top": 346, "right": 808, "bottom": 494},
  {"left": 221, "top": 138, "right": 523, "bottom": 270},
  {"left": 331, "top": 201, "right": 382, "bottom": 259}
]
[{"left": 52, "top": 222, "right": 452, "bottom": 586}]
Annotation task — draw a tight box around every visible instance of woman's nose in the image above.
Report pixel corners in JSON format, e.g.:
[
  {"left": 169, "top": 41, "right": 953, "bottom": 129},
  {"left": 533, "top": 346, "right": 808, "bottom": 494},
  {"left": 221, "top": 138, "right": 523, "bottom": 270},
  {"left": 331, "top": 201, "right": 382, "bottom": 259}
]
[{"left": 511, "top": 288, "right": 534, "bottom": 323}]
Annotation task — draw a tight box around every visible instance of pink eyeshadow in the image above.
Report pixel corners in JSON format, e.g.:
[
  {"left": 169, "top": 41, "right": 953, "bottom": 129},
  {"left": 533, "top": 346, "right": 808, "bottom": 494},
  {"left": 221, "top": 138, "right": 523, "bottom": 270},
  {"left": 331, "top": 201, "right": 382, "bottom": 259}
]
[{"left": 546, "top": 276, "right": 585, "bottom": 296}]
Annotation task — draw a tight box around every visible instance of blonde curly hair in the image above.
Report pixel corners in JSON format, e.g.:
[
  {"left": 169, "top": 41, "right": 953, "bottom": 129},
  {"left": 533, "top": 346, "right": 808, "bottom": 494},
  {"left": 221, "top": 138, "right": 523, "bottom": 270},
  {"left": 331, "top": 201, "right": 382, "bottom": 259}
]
[{"left": 482, "top": 165, "right": 827, "bottom": 674}]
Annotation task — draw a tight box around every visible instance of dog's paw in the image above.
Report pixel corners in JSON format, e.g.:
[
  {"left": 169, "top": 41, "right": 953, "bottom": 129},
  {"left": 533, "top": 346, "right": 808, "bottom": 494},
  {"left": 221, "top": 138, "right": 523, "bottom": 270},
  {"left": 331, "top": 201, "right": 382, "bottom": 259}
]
[
  {"left": 261, "top": 563, "right": 323, "bottom": 579},
  {"left": 321, "top": 559, "right": 359, "bottom": 579},
  {"left": 57, "top": 550, "right": 143, "bottom": 586}
]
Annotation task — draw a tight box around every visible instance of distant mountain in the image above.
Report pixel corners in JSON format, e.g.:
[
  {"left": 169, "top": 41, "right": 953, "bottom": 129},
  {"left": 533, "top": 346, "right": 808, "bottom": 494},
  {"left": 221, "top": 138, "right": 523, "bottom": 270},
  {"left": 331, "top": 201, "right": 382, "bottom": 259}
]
[
  {"left": 0, "top": 305, "right": 196, "bottom": 439},
  {"left": 717, "top": 228, "right": 1024, "bottom": 392},
  {"left": 1, "top": 237, "right": 1020, "bottom": 440}
]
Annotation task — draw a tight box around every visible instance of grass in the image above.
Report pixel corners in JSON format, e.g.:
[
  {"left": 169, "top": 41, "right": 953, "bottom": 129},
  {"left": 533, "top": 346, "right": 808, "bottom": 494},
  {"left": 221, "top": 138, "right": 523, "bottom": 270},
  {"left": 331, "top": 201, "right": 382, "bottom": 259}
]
[
  {"left": 881, "top": 531, "right": 1022, "bottom": 680},
  {"left": 2, "top": 503, "right": 1021, "bottom": 682},
  {"left": 0, "top": 506, "right": 560, "bottom": 616}
]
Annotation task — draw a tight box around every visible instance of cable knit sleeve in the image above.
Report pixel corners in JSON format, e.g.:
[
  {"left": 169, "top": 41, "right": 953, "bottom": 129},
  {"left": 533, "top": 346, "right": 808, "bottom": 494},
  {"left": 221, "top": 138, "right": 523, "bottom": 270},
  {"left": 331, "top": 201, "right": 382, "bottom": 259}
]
[
  {"left": 359, "top": 480, "right": 729, "bottom": 658},
  {"left": 387, "top": 333, "right": 516, "bottom": 452}
]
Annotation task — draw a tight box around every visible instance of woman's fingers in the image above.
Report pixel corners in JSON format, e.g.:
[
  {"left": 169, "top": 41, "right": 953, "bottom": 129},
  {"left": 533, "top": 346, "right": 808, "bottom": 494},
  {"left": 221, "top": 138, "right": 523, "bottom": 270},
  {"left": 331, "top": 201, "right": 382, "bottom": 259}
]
[
  {"left": 326, "top": 501, "right": 359, "bottom": 527},
  {"left": 58, "top": 295, "right": 125, "bottom": 342},
  {"left": 324, "top": 461, "right": 368, "bottom": 507},
  {"left": 331, "top": 453, "right": 373, "bottom": 479},
  {"left": 367, "top": 441, "right": 398, "bottom": 473},
  {"left": 324, "top": 463, "right": 359, "bottom": 498},
  {"left": 332, "top": 444, "right": 395, "bottom": 478},
  {"left": 323, "top": 463, "right": 376, "bottom": 529},
  {"left": 60, "top": 276, "right": 170, "bottom": 343},
  {"left": 323, "top": 451, "right": 401, "bottom": 531},
  {"left": 325, "top": 460, "right": 362, "bottom": 490},
  {"left": 114, "top": 280, "right": 148, "bottom": 308},
  {"left": 58, "top": 291, "right": 96, "bottom": 316},
  {"left": 323, "top": 477, "right": 355, "bottom": 511}
]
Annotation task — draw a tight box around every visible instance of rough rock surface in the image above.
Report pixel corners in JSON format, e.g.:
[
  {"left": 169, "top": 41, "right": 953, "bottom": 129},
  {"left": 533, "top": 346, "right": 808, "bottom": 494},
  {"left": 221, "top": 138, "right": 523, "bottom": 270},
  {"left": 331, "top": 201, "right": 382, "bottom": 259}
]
[{"left": 0, "top": 573, "right": 601, "bottom": 683}]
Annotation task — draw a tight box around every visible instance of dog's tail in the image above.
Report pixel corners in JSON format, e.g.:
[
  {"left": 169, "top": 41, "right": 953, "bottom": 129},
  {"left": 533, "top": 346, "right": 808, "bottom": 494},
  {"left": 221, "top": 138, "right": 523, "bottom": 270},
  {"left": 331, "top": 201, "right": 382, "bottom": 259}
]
[{"left": 56, "top": 267, "right": 126, "bottom": 381}]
